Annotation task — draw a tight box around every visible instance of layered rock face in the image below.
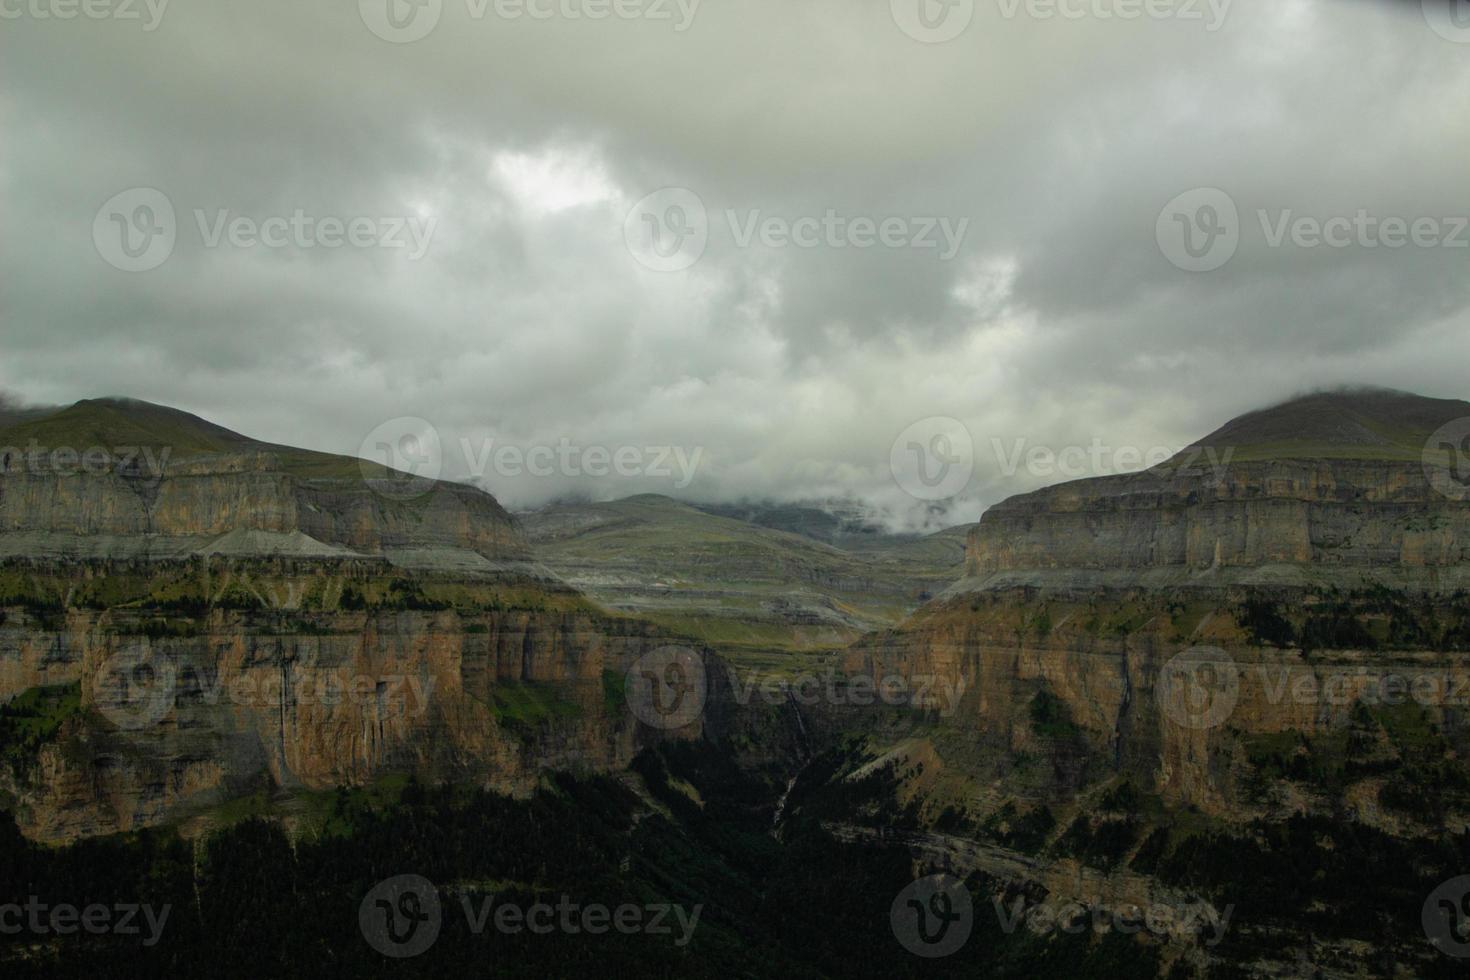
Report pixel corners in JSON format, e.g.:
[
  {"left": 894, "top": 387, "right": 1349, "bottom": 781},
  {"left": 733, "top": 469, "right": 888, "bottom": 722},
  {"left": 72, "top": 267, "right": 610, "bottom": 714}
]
[
  {"left": 963, "top": 389, "right": 1470, "bottom": 591},
  {"left": 0, "top": 451, "right": 528, "bottom": 564},
  {"left": 846, "top": 391, "right": 1470, "bottom": 809},
  {"left": 825, "top": 392, "right": 1470, "bottom": 973},
  {"left": 0, "top": 561, "right": 718, "bottom": 842},
  {"left": 523, "top": 494, "right": 965, "bottom": 653},
  {"left": 966, "top": 459, "right": 1470, "bottom": 587},
  {"left": 0, "top": 401, "right": 717, "bottom": 842},
  {"left": 0, "top": 398, "right": 530, "bottom": 570}
]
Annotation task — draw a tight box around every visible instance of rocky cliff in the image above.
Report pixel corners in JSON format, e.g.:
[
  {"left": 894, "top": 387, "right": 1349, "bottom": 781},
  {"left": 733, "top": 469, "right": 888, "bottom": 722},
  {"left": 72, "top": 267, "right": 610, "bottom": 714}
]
[
  {"left": 817, "top": 390, "right": 1470, "bottom": 976},
  {"left": 0, "top": 399, "right": 531, "bottom": 572},
  {"left": 963, "top": 389, "right": 1470, "bottom": 591},
  {"left": 0, "top": 400, "right": 725, "bottom": 843},
  {"left": 0, "top": 558, "right": 725, "bottom": 842}
]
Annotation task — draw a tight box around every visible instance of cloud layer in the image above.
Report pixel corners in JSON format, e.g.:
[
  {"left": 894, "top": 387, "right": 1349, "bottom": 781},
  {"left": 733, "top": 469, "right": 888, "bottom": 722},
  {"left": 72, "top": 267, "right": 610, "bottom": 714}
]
[{"left": 3, "top": 0, "right": 1467, "bottom": 529}]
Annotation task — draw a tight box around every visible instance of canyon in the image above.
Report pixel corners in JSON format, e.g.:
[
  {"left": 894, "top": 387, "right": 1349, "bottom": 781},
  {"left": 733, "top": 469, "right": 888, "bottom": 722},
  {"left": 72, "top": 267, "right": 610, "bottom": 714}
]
[{"left": 4, "top": 388, "right": 1470, "bottom": 977}]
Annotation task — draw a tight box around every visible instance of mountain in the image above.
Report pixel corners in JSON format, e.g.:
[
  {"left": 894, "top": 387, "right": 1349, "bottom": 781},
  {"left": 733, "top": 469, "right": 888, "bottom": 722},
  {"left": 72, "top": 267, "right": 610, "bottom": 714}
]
[
  {"left": 522, "top": 494, "right": 966, "bottom": 660},
  {"left": 794, "top": 388, "right": 1470, "bottom": 977},
  {"left": 0, "top": 400, "right": 726, "bottom": 841},
  {"left": 1184, "top": 386, "right": 1470, "bottom": 463},
  {"left": 6, "top": 389, "right": 1470, "bottom": 976},
  {"left": 962, "top": 387, "right": 1470, "bottom": 592},
  {"left": 691, "top": 497, "right": 910, "bottom": 549},
  {"left": 0, "top": 398, "right": 530, "bottom": 572}
]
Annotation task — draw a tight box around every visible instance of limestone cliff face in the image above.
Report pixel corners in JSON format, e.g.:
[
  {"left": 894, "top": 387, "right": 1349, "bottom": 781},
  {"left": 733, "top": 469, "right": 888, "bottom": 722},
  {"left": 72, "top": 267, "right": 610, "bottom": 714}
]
[
  {"left": 843, "top": 589, "right": 1470, "bottom": 821},
  {"left": 966, "top": 459, "right": 1470, "bottom": 585},
  {"left": 844, "top": 391, "right": 1470, "bottom": 828},
  {"left": 1, "top": 595, "right": 717, "bottom": 842},
  {"left": 0, "top": 397, "right": 531, "bottom": 568},
  {"left": 0, "top": 452, "right": 528, "bottom": 565}
]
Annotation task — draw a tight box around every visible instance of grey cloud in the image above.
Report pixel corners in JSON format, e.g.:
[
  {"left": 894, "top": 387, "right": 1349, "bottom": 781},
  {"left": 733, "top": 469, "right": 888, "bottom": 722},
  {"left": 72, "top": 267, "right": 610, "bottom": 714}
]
[{"left": 1, "top": 0, "right": 1466, "bottom": 530}]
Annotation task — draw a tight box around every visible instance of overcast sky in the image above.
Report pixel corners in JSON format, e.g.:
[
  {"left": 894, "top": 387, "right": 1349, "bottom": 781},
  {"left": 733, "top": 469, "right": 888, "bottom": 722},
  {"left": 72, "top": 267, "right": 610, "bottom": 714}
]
[{"left": 2, "top": 0, "right": 1468, "bottom": 529}]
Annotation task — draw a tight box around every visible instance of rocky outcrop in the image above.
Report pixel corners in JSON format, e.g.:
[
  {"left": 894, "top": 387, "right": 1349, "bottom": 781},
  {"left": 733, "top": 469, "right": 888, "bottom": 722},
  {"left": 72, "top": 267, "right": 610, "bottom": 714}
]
[
  {"left": 0, "top": 398, "right": 532, "bottom": 571},
  {"left": 844, "top": 393, "right": 1470, "bottom": 813},
  {"left": 0, "top": 451, "right": 530, "bottom": 568},
  {"left": 0, "top": 562, "right": 720, "bottom": 842},
  {"left": 964, "top": 459, "right": 1470, "bottom": 590}
]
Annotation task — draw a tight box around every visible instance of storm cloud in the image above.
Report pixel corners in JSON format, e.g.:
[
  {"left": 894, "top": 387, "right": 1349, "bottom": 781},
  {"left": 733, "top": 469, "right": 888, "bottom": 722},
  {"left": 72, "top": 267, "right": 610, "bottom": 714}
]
[{"left": 2, "top": 0, "right": 1467, "bottom": 529}]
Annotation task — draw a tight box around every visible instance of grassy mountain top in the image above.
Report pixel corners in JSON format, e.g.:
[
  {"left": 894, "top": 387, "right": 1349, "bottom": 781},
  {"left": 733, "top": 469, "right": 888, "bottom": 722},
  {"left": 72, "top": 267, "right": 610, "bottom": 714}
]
[
  {"left": 0, "top": 397, "right": 408, "bottom": 483},
  {"left": 523, "top": 494, "right": 966, "bottom": 658},
  {"left": 1181, "top": 387, "right": 1470, "bottom": 464}
]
